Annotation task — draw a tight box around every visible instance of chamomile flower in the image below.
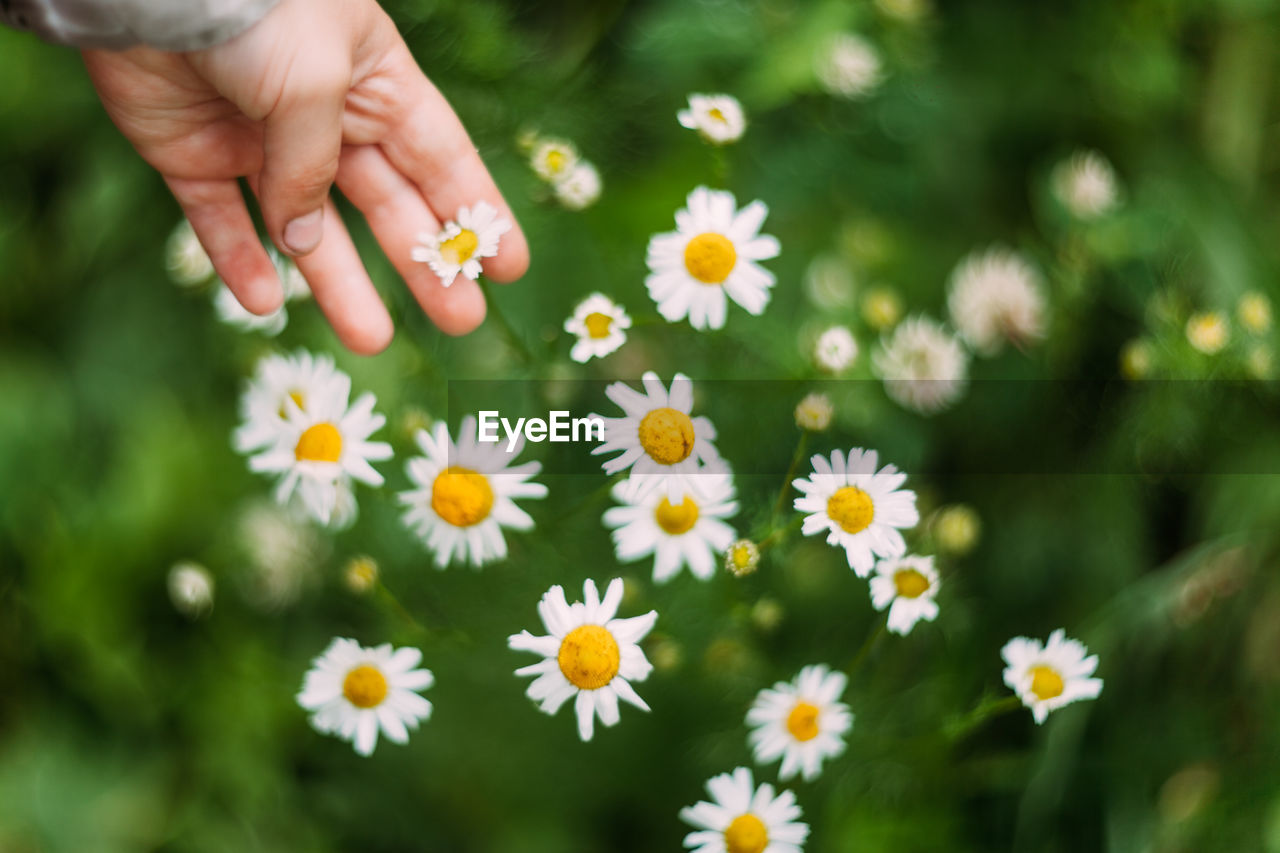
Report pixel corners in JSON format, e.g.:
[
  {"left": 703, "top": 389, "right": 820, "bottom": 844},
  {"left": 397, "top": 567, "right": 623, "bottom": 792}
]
[
  {"left": 1001, "top": 629, "right": 1103, "bottom": 724},
  {"left": 746, "top": 664, "right": 852, "bottom": 782},
  {"left": 792, "top": 448, "right": 919, "bottom": 577},
  {"left": 646, "top": 187, "right": 781, "bottom": 330},
  {"left": 214, "top": 283, "right": 288, "bottom": 335},
  {"left": 411, "top": 201, "right": 511, "bottom": 287},
  {"left": 869, "top": 554, "right": 940, "bottom": 635},
  {"left": 680, "top": 767, "right": 809, "bottom": 853},
  {"left": 167, "top": 561, "right": 214, "bottom": 618},
  {"left": 725, "top": 539, "right": 760, "bottom": 577},
  {"left": 399, "top": 415, "right": 547, "bottom": 569},
  {"left": 794, "top": 392, "right": 834, "bottom": 432},
  {"left": 244, "top": 375, "right": 392, "bottom": 526},
  {"left": 602, "top": 473, "right": 738, "bottom": 583},
  {"left": 508, "top": 578, "right": 657, "bottom": 741},
  {"left": 816, "top": 33, "right": 883, "bottom": 99},
  {"left": 873, "top": 315, "right": 970, "bottom": 414},
  {"left": 592, "top": 372, "right": 724, "bottom": 499},
  {"left": 1186, "top": 312, "right": 1229, "bottom": 354},
  {"left": 296, "top": 638, "right": 434, "bottom": 756},
  {"left": 678, "top": 93, "right": 747, "bottom": 146},
  {"left": 814, "top": 326, "right": 858, "bottom": 373},
  {"left": 1051, "top": 149, "right": 1120, "bottom": 220},
  {"left": 165, "top": 219, "right": 214, "bottom": 287},
  {"left": 947, "top": 247, "right": 1047, "bottom": 355},
  {"left": 553, "top": 161, "right": 602, "bottom": 210},
  {"left": 529, "top": 137, "right": 579, "bottom": 183},
  {"left": 233, "top": 349, "right": 346, "bottom": 454},
  {"left": 564, "top": 293, "right": 632, "bottom": 363}
]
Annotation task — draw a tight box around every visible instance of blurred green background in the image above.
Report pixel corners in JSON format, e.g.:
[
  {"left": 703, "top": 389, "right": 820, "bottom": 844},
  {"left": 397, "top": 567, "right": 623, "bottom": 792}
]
[{"left": 4, "top": 0, "right": 1280, "bottom": 850}]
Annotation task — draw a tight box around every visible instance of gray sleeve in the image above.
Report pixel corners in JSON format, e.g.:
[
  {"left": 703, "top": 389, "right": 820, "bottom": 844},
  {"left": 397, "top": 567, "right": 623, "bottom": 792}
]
[{"left": 1, "top": 0, "right": 282, "bottom": 51}]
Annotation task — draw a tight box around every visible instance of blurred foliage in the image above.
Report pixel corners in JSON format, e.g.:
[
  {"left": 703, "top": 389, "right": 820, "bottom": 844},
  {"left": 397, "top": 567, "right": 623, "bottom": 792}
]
[{"left": 3, "top": 0, "right": 1280, "bottom": 851}]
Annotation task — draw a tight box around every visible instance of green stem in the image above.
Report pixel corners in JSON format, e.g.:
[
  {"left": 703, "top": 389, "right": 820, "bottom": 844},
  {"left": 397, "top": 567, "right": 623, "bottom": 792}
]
[
  {"left": 944, "top": 694, "right": 1023, "bottom": 742},
  {"left": 376, "top": 581, "right": 429, "bottom": 639},
  {"left": 480, "top": 278, "right": 535, "bottom": 365},
  {"left": 772, "top": 431, "right": 809, "bottom": 525},
  {"left": 758, "top": 514, "right": 803, "bottom": 550},
  {"left": 846, "top": 618, "right": 887, "bottom": 679}
]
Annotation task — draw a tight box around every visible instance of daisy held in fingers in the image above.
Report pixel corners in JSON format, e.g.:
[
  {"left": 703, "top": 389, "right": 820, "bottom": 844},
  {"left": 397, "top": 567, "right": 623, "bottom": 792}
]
[
  {"left": 1001, "top": 629, "right": 1103, "bottom": 724},
  {"left": 399, "top": 415, "right": 547, "bottom": 569},
  {"left": 412, "top": 201, "right": 512, "bottom": 287},
  {"left": 296, "top": 638, "right": 434, "bottom": 756},
  {"left": 564, "top": 293, "right": 632, "bottom": 363},
  {"left": 793, "top": 448, "right": 919, "bottom": 576},
  {"left": 508, "top": 578, "right": 657, "bottom": 741},
  {"left": 680, "top": 766, "right": 809, "bottom": 853},
  {"left": 747, "top": 664, "right": 852, "bottom": 782},
  {"left": 869, "top": 554, "right": 940, "bottom": 635},
  {"left": 646, "top": 187, "right": 780, "bottom": 330},
  {"left": 602, "top": 472, "right": 738, "bottom": 583}
]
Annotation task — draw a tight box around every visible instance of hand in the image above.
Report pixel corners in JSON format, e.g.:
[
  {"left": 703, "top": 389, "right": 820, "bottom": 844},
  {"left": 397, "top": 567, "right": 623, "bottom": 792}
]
[{"left": 82, "top": 0, "right": 530, "bottom": 354}]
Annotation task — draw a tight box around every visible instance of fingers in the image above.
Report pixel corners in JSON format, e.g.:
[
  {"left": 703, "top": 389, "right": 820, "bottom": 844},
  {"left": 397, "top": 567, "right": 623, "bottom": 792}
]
[
  {"left": 165, "top": 177, "right": 282, "bottom": 314},
  {"left": 377, "top": 43, "right": 530, "bottom": 284},
  {"left": 336, "top": 144, "right": 486, "bottom": 336}
]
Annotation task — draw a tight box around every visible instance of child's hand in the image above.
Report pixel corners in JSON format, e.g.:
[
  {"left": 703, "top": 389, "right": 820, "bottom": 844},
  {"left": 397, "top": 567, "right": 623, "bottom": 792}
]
[{"left": 82, "top": 0, "right": 529, "bottom": 354}]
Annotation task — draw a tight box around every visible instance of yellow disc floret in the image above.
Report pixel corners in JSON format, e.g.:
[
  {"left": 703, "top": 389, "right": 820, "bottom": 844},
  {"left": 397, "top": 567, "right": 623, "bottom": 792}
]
[
  {"left": 684, "top": 232, "right": 737, "bottom": 284},
  {"left": 893, "top": 568, "right": 930, "bottom": 599},
  {"left": 785, "top": 700, "right": 821, "bottom": 742},
  {"left": 1028, "top": 664, "right": 1065, "bottom": 701},
  {"left": 584, "top": 312, "right": 613, "bottom": 339},
  {"left": 295, "top": 422, "right": 343, "bottom": 463},
  {"left": 431, "top": 467, "right": 495, "bottom": 527},
  {"left": 440, "top": 228, "right": 479, "bottom": 265},
  {"left": 637, "top": 407, "right": 695, "bottom": 465},
  {"left": 827, "top": 486, "right": 875, "bottom": 534},
  {"left": 342, "top": 664, "right": 388, "bottom": 709},
  {"left": 654, "top": 496, "right": 700, "bottom": 535},
  {"left": 557, "top": 624, "right": 620, "bottom": 690},
  {"left": 723, "top": 814, "right": 769, "bottom": 853}
]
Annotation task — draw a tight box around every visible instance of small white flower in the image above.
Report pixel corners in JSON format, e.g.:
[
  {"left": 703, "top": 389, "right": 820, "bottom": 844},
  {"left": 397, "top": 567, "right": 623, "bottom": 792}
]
[
  {"left": 747, "top": 664, "right": 852, "bottom": 782},
  {"left": 553, "top": 161, "right": 602, "bottom": 210},
  {"left": 233, "top": 349, "right": 347, "bottom": 455},
  {"left": 1186, "top": 312, "right": 1229, "bottom": 355},
  {"left": 530, "top": 138, "right": 579, "bottom": 183},
  {"left": 411, "top": 201, "right": 511, "bottom": 287},
  {"left": 814, "top": 325, "right": 858, "bottom": 373},
  {"left": 677, "top": 93, "right": 747, "bottom": 145},
  {"left": 213, "top": 283, "right": 288, "bottom": 335},
  {"left": 869, "top": 554, "right": 939, "bottom": 635},
  {"left": 1238, "top": 291, "right": 1272, "bottom": 334},
  {"left": 793, "top": 448, "right": 919, "bottom": 577},
  {"left": 235, "top": 499, "right": 324, "bottom": 608},
  {"left": 343, "top": 555, "right": 379, "bottom": 594},
  {"left": 167, "top": 561, "right": 214, "bottom": 617},
  {"left": 680, "top": 766, "right": 809, "bottom": 853},
  {"left": 646, "top": 187, "right": 781, "bottom": 330},
  {"left": 564, "top": 293, "right": 631, "bottom": 363},
  {"left": 508, "top": 578, "right": 657, "bottom": 741},
  {"left": 794, "top": 392, "right": 834, "bottom": 432},
  {"left": 931, "top": 505, "right": 980, "bottom": 555},
  {"left": 725, "top": 539, "right": 760, "bottom": 577},
  {"left": 165, "top": 219, "right": 214, "bottom": 287},
  {"left": 873, "top": 315, "right": 970, "bottom": 414},
  {"left": 804, "top": 254, "right": 856, "bottom": 309},
  {"left": 816, "top": 33, "right": 883, "bottom": 99},
  {"left": 244, "top": 374, "right": 392, "bottom": 526},
  {"left": 296, "top": 638, "right": 433, "bottom": 756},
  {"left": 1001, "top": 629, "right": 1103, "bottom": 724},
  {"left": 1051, "top": 150, "right": 1120, "bottom": 219},
  {"left": 602, "top": 473, "right": 738, "bottom": 583},
  {"left": 947, "top": 247, "right": 1047, "bottom": 355}
]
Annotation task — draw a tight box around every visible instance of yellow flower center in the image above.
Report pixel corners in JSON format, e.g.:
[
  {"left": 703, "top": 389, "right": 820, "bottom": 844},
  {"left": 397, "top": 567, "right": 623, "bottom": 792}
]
[
  {"left": 708, "top": 107, "right": 727, "bottom": 123},
  {"left": 893, "top": 568, "right": 930, "bottom": 599},
  {"left": 342, "top": 664, "right": 388, "bottom": 709},
  {"left": 637, "top": 407, "right": 695, "bottom": 465},
  {"left": 684, "top": 232, "right": 737, "bottom": 284},
  {"left": 723, "top": 814, "right": 769, "bottom": 853},
  {"left": 1028, "top": 665, "right": 1065, "bottom": 701},
  {"left": 440, "top": 228, "right": 479, "bottom": 265},
  {"left": 278, "top": 389, "right": 305, "bottom": 418},
  {"left": 786, "top": 700, "right": 821, "bottom": 741},
  {"left": 584, "top": 312, "right": 613, "bottom": 339},
  {"left": 294, "top": 422, "right": 342, "bottom": 463},
  {"left": 544, "top": 149, "right": 568, "bottom": 175},
  {"left": 557, "top": 624, "right": 620, "bottom": 690},
  {"left": 732, "top": 545, "right": 753, "bottom": 569},
  {"left": 431, "top": 467, "right": 494, "bottom": 527},
  {"left": 827, "top": 486, "right": 875, "bottom": 534},
  {"left": 654, "top": 496, "right": 700, "bottom": 535}
]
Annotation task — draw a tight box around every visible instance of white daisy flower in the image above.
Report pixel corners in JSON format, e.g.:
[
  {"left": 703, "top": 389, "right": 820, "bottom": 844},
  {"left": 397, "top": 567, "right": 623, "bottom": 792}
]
[
  {"left": 792, "top": 448, "right": 919, "bottom": 577},
  {"left": 508, "top": 578, "right": 657, "bottom": 741},
  {"left": 233, "top": 349, "right": 347, "bottom": 454},
  {"left": 214, "top": 283, "right": 288, "bottom": 335},
  {"left": 680, "top": 766, "right": 810, "bottom": 853},
  {"left": 602, "top": 473, "right": 738, "bottom": 583},
  {"left": 553, "top": 161, "right": 602, "bottom": 210},
  {"left": 814, "top": 325, "right": 858, "bottom": 373},
  {"left": 564, "top": 293, "right": 632, "bottom": 363},
  {"left": 411, "top": 201, "right": 512, "bottom": 287},
  {"left": 235, "top": 499, "right": 323, "bottom": 609},
  {"left": 646, "top": 187, "right": 781, "bottom": 331},
  {"left": 1001, "top": 629, "right": 1103, "bottom": 724},
  {"left": 725, "top": 539, "right": 761, "bottom": 577},
  {"left": 947, "top": 247, "right": 1047, "bottom": 356},
  {"left": 816, "top": 33, "right": 883, "bottom": 99},
  {"left": 1051, "top": 149, "right": 1120, "bottom": 219},
  {"left": 869, "top": 554, "right": 940, "bottom": 635},
  {"left": 530, "top": 137, "right": 579, "bottom": 183},
  {"left": 296, "top": 638, "right": 434, "bottom": 756},
  {"left": 165, "top": 219, "right": 214, "bottom": 287},
  {"left": 794, "top": 392, "right": 834, "bottom": 432},
  {"left": 592, "top": 372, "right": 724, "bottom": 500},
  {"left": 677, "top": 93, "right": 747, "bottom": 146},
  {"left": 1237, "top": 291, "right": 1272, "bottom": 334},
  {"left": 399, "top": 415, "right": 548, "bottom": 569},
  {"left": 244, "top": 375, "right": 392, "bottom": 526},
  {"left": 1186, "top": 312, "right": 1229, "bottom": 355},
  {"left": 746, "top": 664, "right": 852, "bottom": 782},
  {"left": 873, "top": 315, "right": 970, "bottom": 415},
  {"left": 167, "top": 561, "right": 214, "bottom": 618}
]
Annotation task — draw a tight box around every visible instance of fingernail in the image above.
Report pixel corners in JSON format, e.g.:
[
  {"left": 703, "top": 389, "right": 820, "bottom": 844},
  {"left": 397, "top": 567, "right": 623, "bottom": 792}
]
[{"left": 283, "top": 210, "right": 323, "bottom": 254}]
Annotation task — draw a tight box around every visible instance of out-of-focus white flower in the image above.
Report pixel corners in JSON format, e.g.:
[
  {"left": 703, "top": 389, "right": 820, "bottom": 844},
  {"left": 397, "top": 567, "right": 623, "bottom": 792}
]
[
  {"left": 343, "top": 555, "right": 379, "bottom": 594},
  {"left": 725, "top": 539, "right": 760, "bottom": 577},
  {"left": 804, "top": 254, "right": 856, "bottom": 309},
  {"left": 1002, "top": 630, "right": 1103, "bottom": 724},
  {"left": 814, "top": 326, "right": 858, "bottom": 373},
  {"left": 1186, "top": 312, "right": 1229, "bottom": 355},
  {"left": 564, "top": 293, "right": 631, "bottom": 363},
  {"left": 816, "top": 33, "right": 883, "bottom": 99},
  {"left": 931, "top": 504, "right": 980, "bottom": 555},
  {"left": 873, "top": 316, "right": 970, "bottom": 415},
  {"left": 1051, "top": 150, "right": 1121, "bottom": 219},
  {"left": 411, "top": 201, "right": 511, "bottom": 287},
  {"left": 1247, "top": 344, "right": 1273, "bottom": 379},
  {"left": 1237, "top": 291, "right": 1272, "bottom": 334},
  {"left": 794, "top": 392, "right": 834, "bottom": 432},
  {"left": 863, "top": 286, "right": 903, "bottom": 330},
  {"left": 677, "top": 93, "right": 747, "bottom": 146},
  {"left": 553, "top": 161, "right": 602, "bottom": 210},
  {"left": 166, "top": 219, "right": 214, "bottom": 287},
  {"left": 236, "top": 500, "right": 323, "bottom": 609},
  {"left": 213, "top": 284, "right": 288, "bottom": 335},
  {"left": 947, "top": 247, "right": 1047, "bottom": 356},
  {"left": 529, "top": 138, "right": 579, "bottom": 183},
  {"left": 1120, "top": 338, "right": 1154, "bottom": 380},
  {"left": 167, "top": 561, "right": 214, "bottom": 618}
]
